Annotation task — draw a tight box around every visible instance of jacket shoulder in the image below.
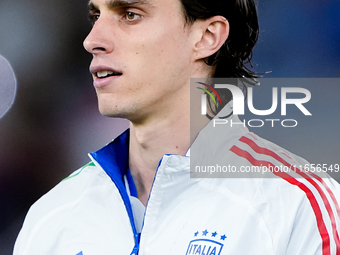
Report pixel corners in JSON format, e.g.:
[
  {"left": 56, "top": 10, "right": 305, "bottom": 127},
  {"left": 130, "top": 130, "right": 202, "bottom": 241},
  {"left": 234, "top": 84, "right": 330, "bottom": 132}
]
[
  {"left": 13, "top": 162, "right": 126, "bottom": 254},
  {"left": 226, "top": 132, "right": 340, "bottom": 254},
  {"left": 28, "top": 162, "right": 110, "bottom": 218}
]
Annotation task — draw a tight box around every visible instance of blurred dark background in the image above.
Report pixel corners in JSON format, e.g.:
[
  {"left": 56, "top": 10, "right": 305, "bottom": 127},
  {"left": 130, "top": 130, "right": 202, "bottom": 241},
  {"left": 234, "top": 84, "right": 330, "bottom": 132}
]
[{"left": 0, "top": 0, "right": 339, "bottom": 253}]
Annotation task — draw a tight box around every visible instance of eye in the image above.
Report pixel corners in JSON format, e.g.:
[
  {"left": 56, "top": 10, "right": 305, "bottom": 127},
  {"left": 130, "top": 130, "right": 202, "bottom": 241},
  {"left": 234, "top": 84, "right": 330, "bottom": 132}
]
[
  {"left": 125, "top": 11, "right": 141, "bottom": 21},
  {"left": 88, "top": 12, "right": 100, "bottom": 24}
]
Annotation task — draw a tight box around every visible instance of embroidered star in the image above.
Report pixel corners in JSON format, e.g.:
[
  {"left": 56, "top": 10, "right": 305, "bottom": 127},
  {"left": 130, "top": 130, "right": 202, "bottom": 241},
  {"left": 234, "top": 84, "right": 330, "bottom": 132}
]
[
  {"left": 202, "top": 229, "right": 208, "bottom": 236},
  {"left": 212, "top": 231, "right": 218, "bottom": 237},
  {"left": 194, "top": 231, "right": 199, "bottom": 237},
  {"left": 220, "top": 234, "right": 227, "bottom": 241}
]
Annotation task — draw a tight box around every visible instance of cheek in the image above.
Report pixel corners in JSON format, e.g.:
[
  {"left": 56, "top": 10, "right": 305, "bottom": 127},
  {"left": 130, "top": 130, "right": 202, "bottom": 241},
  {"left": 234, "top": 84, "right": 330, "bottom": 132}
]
[
  {"left": 139, "top": 41, "right": 191, "bottom": 76},
  {"left": 133, "top": 24, "right": 190, "bottom": 63},
  {"left": 119, "top": 26, "right": 193, "bottom": 91}
]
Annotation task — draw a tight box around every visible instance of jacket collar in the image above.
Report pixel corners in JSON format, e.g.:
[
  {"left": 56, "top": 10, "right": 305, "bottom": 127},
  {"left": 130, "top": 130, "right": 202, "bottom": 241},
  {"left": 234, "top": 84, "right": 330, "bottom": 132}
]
[{"left": 89, "top": 129, "right": 140, "bottom": 251}]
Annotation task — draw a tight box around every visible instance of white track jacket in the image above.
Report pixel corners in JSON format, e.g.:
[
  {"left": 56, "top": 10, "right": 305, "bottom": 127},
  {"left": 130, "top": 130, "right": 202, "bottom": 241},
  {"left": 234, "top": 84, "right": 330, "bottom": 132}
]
[{"left": 14, "top": 110, "right": 340, "bottom": 255}]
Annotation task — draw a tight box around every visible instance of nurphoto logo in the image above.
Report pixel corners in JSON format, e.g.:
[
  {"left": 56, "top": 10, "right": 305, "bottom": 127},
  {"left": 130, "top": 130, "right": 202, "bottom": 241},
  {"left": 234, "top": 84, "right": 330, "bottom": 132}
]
[{"left": 197, "top": 81, "right": 312, "bottom": 128}]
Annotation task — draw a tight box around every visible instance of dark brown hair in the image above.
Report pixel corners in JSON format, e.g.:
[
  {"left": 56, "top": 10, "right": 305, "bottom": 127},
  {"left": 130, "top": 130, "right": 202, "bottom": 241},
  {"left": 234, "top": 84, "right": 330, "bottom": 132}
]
[{"left": 181, "top": 0, "right": 259, "bottom": 116}]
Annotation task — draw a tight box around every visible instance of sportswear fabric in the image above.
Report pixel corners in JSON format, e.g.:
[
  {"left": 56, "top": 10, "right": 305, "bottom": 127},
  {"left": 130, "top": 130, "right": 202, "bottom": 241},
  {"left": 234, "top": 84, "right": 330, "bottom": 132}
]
[{"left": 13, "top": 106, "right": 340, "bottom": 255}]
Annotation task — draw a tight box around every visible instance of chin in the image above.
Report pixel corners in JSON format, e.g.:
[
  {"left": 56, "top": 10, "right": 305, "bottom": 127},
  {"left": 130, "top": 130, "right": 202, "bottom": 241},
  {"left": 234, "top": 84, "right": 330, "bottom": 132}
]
[
  {"left": 97, "top": 104, "right": 128, "bottom": 119},
  {"left": 98, "top": 104, "right": 116, "bottom": 117},
  {"left": 97, "top": 99, "right": 142, "bottom": 121},
  {"left": 99, "top": 108, "right": 121, "bottom": 118}
]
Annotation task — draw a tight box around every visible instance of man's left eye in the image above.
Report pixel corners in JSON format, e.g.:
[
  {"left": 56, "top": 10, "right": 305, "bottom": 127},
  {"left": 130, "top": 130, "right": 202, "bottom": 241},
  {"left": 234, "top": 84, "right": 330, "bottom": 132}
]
[{"left": 125, "top": 11, "right": 140, "bottom": 21}]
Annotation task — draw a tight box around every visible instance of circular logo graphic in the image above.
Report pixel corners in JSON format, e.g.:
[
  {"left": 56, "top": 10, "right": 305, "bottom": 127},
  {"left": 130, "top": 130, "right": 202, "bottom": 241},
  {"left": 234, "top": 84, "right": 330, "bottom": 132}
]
[{"left": 0, "top": 54, "right": 17, "bottom": 119}]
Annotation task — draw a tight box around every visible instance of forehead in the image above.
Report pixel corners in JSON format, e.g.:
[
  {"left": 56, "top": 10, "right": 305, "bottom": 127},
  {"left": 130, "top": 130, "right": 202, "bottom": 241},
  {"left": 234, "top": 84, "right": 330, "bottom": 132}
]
[
  {"left": 87, "top": 0, "right": 188, "bottom": 29},
  {"left": 88, "top": 0, "right": 151, "bottom": 8},
  {"left": 87, "top": 0, "right": 181, "bottom": 10}
]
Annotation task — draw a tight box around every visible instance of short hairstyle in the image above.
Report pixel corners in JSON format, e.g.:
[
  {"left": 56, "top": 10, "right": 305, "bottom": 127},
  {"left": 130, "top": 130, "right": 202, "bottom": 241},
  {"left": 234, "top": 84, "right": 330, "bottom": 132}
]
[{"left": 180, "top": 0, "right": 259, "bottom": 116}]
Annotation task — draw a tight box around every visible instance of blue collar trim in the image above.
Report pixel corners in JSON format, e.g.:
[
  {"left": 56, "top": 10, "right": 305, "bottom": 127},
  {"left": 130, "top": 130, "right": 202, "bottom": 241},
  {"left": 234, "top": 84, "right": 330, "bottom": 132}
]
[{"left": 89, "top": 129, "right": 140, "bottom": 252}]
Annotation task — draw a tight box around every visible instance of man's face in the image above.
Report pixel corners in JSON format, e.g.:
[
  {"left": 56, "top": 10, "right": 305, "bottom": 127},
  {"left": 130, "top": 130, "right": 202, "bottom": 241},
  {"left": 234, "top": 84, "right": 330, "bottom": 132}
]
[{"left": 84, "top": 0, "right": 197, "bottom": 122}]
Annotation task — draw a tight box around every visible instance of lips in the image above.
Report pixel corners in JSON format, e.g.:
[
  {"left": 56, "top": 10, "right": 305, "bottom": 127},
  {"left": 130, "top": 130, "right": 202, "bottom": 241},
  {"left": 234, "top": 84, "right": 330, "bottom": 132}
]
[
  {"left": 90, "top": 65, "right": 123, "bottom": 88},
  {"left": 96, "top": 70, "right": 122, "bottom": 78},
  {"left": 90, "top": 66, "right": 122, "bottom": 77}
]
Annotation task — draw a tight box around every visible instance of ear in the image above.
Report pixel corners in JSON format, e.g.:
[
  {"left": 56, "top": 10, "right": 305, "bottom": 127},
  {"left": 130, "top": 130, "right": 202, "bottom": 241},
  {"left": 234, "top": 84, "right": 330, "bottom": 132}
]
[{"left": 193, "top": 16, "right": 229, "bottom": 61}]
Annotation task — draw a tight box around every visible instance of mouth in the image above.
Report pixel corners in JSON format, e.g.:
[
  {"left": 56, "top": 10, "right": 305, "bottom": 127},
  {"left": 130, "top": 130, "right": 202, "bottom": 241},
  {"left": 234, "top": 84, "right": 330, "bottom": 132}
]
[
  {"left": 95, "top": 70, "right": 122, "bottom": 79},
  {"left": 90, "top": 66, "right": 123, "bottom": 88}
]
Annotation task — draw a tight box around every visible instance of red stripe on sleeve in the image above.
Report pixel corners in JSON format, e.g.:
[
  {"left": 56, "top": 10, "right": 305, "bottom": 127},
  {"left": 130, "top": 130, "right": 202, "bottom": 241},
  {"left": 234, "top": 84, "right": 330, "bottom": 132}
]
[
  {"left": 230, "top": 145, "right": 331, "bottom": 255},
  {"left": 240, "top": 136, "right": 340, "bottom": 219},
  {"left": 240, "top": 136, "right": 340, "bottom": 254},
  {"left": 242, "top": 136, "right": 340, "bottom": 219},
  {"left": 239, "top": 136, "right": 340, "bottom": 254}
]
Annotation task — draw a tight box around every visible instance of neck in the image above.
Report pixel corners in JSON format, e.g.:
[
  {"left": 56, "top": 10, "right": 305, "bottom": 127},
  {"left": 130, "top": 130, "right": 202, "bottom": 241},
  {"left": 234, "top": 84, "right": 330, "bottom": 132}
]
[
  {"left": 129, "top": 97, "right": 209, "bottom": 205},
  {"left": 128, "top": 66, "right": 212, "bottom": 206},
  {"left": 128, "top": 106, "right": 190, "bottom": 205}
]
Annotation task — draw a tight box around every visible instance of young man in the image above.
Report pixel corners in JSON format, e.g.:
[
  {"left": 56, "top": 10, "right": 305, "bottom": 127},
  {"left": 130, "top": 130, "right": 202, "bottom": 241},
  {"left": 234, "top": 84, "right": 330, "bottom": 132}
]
[{"left": 14, "top": 0, "right": 340, "bottom": 254}]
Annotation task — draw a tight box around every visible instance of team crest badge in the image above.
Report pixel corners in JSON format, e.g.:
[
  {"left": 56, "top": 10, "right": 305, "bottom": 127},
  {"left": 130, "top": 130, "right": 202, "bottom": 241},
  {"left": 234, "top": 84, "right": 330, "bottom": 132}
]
[{"left": 186, "top": 230, "right": 226, "bottom": 255}]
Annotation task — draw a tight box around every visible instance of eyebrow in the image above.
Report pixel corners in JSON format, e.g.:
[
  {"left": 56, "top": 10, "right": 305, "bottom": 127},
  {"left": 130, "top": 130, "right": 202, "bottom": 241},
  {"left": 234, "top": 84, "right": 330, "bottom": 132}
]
[{"left": 88, "top": 0, "right": 153, "bottom": 11}]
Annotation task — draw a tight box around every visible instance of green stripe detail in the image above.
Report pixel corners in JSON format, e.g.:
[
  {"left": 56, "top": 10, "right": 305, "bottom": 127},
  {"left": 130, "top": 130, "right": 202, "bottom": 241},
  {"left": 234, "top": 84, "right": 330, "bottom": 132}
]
[
  {"left": 62, "top": 162, "right": 95, "bottom": 182},
  {"left": 197, "top": 87, "right": 217, "bottom": 106}
]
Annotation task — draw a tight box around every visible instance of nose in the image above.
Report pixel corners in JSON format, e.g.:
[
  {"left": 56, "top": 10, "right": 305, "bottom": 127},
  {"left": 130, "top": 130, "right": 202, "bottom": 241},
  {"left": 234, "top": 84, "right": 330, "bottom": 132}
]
[{"left": 83, "top": 19, "right": 113, "bottom": 55}]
